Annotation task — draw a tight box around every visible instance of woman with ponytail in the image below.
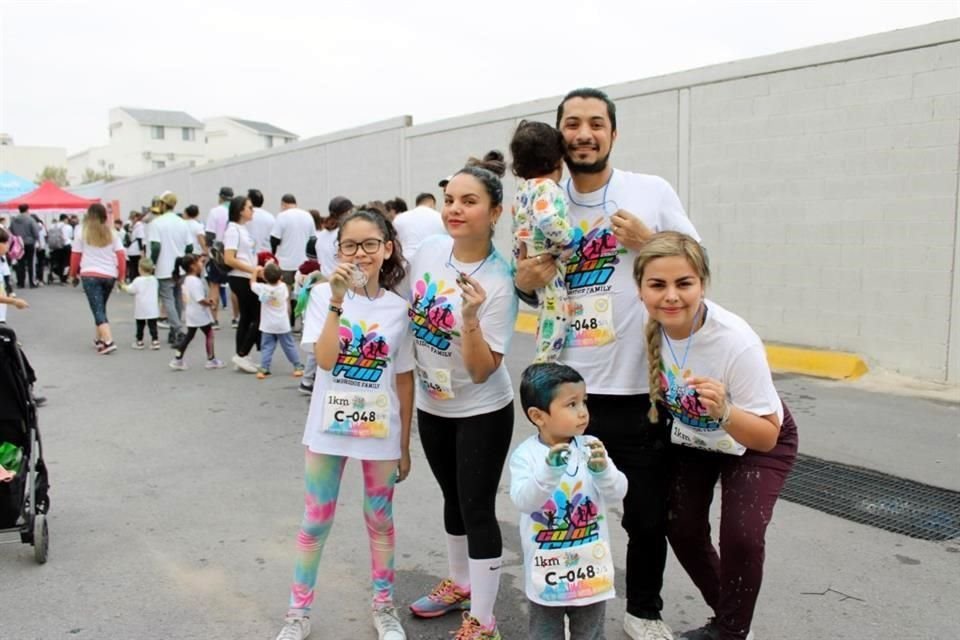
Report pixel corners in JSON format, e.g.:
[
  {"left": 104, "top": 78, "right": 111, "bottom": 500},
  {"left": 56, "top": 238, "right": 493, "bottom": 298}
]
[
  {"left": 634, "top": 232, "right": 798, "bottom": 640},
  {"left": 406, "top": 151, "right": 518, "bottom": 640}
]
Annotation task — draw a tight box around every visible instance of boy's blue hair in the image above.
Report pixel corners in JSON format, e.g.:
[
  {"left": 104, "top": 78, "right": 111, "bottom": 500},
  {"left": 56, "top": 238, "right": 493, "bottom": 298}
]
[{"left": 520, "top": 362, "right": 584, "bottom": 423}]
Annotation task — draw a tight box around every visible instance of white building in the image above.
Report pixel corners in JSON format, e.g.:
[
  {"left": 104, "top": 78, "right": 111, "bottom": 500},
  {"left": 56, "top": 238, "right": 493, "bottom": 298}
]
[
  {"left": 67, "top": 107, "right": 206, "bottom": 184},
  {"left": 203, "top": 117, "right": 298, "bottom": 162},
  {"left": 0, "top": 134, "right": 68, "bottom": 183}
]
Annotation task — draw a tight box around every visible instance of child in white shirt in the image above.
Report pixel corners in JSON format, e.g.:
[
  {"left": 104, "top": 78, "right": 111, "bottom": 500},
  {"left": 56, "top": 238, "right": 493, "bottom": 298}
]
[
  {"left": 251, "top": 261, "right": 304, "bottom": 379},
  {"left": 0, "top": 228, "right": 29, "bottom": 324},
  {"left": 169, "top": 254, "right": 222, "bottom": 370},
  {"left": 509, "top": 362, "right": 627, "bottom": 640},
  {"left": 122, "top": 257, "right": 161, "bottom": 349}
]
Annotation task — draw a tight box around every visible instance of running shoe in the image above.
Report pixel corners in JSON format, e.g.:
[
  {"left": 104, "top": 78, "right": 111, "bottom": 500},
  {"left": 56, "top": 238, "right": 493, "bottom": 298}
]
[
  {"left": 298, "top": 381, "right": 314, "bottom": 396},
  {"left": 409, "top": 579, "right": 471, "bottom": 618},
  {"left": 230, "top": 318, "right": 239, "bottom": 329},
  {"left": 150, "top": 340, "right": 161, "bottom": 350},
  {"left": 231, "top": 354, "right": 258, "bottom": 373},
  {"left": 452, "top": 612, "right": 500, "bottom": 640},
  {"left": 168, "top": 358, "right": 187, "bottom": 371},
  {"left": 97, "top": 341, "right": 117, "bottom": 355},
  {"left": 275, "top": 615, "right": 311, "bottom": 640},
  {"left": 624, "top": 614, "right": 674, "bottom": 640},
  {"left": 205, "top": 358, "right": 225, "bottom": 369},
  {"left": 372, "top": 606, "right": 406, "bottom": 640},
  {"left": 132, "top": 341, "right": 145, "bottom": 350}
]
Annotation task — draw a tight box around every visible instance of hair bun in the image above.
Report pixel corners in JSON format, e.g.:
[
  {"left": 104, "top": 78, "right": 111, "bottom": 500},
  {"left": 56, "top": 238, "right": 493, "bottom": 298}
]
[{"left": 466, "top": 150, "right": 506, "bottom": 178}]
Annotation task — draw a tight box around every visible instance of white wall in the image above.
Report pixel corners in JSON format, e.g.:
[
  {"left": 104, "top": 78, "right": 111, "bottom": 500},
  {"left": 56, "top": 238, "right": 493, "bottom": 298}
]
[
  {"left": 102, "top": 20, "right": 960, "bottom": 381},
  {"left": 0, "top": 145, "right": 68, "bottom": 182}
]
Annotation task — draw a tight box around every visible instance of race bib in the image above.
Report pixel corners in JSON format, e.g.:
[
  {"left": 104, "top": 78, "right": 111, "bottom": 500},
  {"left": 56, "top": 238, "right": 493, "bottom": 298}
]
[
  {"left": 565, "top": 295, "right": 615, "bottom": 348},
  {"left": 322, "top": 391, "right": 390, "bottom": 439},
  {"left": 670, "top": 419, "right": 746, "bottom": 456},
  {"left": 417, "top": 366, "right": 455, "bottom": 400},
  {"left": 531, "top": 540, "right": 615, "bottom": 602}
]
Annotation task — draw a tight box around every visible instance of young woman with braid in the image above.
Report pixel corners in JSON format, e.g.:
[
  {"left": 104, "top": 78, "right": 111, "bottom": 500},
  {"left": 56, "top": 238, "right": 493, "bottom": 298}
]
[{"left": 633, "top": 232, "right": 798, "bottom": 640}]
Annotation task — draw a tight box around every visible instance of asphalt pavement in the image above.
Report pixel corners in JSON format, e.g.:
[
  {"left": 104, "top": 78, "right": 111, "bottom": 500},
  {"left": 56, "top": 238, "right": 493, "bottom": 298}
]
[{"left": 0, "top": 285, "right": 957, "bottom": 640}]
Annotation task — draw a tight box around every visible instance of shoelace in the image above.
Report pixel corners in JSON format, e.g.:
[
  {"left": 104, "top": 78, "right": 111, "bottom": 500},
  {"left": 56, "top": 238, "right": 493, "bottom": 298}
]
[
  {"left": 276, "top": 618, "right": 307, "bottom": 640},
  {"left": 374, "top": 607, "right": 404, "bottom": 633},
  {"left": 452, "top": 613, "right": 489, "bottom": 640},
  {"left": 430, "top": 579, "right": 463, "bottom": 604}
]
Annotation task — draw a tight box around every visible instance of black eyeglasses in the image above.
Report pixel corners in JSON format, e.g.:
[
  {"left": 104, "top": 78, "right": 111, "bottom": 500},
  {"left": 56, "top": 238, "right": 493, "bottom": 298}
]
[{"left": 338, "top": 238, "right": 384, "bottom": 256}]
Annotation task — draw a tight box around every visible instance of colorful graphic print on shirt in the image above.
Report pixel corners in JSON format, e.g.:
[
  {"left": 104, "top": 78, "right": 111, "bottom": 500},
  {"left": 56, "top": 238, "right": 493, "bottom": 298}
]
[
  {"left": 332, "top": 318, "right": 391, "bottom": 384},
  {"left": 408, "top": 273, "right": 459, "bottom": 353},
  {"left": 529, "top": 476, "right": 613, "bottom": 602},
  {"left": 661, "top": 361, "right": 720, "bottom": 431},
  {"left": 564, "top": 217, "right": 626, "bottom": 291}
]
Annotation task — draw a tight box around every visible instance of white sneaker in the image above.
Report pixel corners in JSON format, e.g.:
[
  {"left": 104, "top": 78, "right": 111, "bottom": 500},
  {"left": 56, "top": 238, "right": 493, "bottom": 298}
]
[
  {"left": 373, "top": 606, "right": 406, "bottom": 640},
  {"left": 625, "top": 613, "right": 674, "bottom": 640},
  {"left": 231, "top": 354, "right": 258, "bottom": 373},
  {"left": 275, "top": 614, "right": 311, "bottom": 640}
]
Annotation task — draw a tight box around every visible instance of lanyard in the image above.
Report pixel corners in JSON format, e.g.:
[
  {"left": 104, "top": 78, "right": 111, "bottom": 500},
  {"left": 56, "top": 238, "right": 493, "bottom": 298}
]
[
  {"left": 661, "top": 303, "right": 704, "bottom": 372},
  {"left": 565, "top": 173, "right": 616, "bottom": 214},
  {"left": 446, "top": 246, "right": 490, "bottom": 280}
]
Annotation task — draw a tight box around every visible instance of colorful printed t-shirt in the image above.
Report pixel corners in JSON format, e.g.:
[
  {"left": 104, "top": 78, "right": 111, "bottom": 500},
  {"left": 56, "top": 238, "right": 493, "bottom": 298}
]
[
  {"left": 407, "top": 234, "right": 518, "bottom": 418},
  {"left": 649, "top": 300, "right": 783, "bottom": 454},
  {"left": 301, "top": 283, "right": 415, "bottom": 460},
  {"left": 512, "top": 177, "right": 575, "bottom": 259},
  {"left": 252, "top": 281, "right": 291, "bottom": 334},
  {"left": 509, "top": 434, "right": 628, "bottom": 607},
  {"left": 559, "top": 170, "right": 700, "bottom": 394}
]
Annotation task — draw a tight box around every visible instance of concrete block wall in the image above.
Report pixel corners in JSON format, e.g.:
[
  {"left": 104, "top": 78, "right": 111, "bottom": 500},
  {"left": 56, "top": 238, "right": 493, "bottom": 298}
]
[{"left": 100, "top": 20, "right": 960, "bottom": 382}]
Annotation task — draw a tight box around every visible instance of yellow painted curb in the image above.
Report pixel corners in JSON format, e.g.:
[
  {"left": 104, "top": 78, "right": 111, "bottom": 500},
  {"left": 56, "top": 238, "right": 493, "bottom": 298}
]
[
  {"left": 764, "top": 344, "right": 868, "bottom": 380},
  {"left": 515, "top": 312, "right": 868, "bottom": 381}
]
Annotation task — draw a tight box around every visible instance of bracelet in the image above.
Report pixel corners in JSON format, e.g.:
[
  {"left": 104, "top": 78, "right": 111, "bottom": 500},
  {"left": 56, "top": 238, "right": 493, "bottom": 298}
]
[
  {"left": 463, "top": 321, "right": 481, "bottom": 333},
  {"left": 719, "top": 403, "right": 732, "bottom": 427},
  {"left": 328, "top": 304, "right": 343, "bottom": 316}
]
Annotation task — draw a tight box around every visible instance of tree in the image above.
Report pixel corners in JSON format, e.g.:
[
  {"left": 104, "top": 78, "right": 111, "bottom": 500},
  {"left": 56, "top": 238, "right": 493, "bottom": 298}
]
[
  {"left": 35, "top": 166, "right": 69, "bottom": 187},
  {"left": 81, "top": 168, "right": 115, "bottom": 184}
]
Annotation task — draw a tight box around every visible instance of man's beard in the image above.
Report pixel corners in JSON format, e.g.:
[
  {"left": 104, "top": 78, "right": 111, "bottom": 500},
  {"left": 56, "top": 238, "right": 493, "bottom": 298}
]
[{"left": 565, "top": 149, "right": 611, "bottom": 175}]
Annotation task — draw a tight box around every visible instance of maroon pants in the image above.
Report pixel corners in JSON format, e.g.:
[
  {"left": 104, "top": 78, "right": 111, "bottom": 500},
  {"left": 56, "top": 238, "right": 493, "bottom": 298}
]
[{"left": 666, "top": 402, "right": 798, "bottom": 640}]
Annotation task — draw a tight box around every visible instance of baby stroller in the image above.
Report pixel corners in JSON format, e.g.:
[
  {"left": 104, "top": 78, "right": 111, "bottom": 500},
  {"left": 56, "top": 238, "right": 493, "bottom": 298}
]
[{"left": 0, "top": 324, "right": 50, "bottom": 563}]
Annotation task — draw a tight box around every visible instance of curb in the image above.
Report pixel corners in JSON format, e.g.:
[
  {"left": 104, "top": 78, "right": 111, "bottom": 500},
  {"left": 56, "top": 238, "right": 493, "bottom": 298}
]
[{"left": 514, "top": 312, "right": 869, "bottom": 381}]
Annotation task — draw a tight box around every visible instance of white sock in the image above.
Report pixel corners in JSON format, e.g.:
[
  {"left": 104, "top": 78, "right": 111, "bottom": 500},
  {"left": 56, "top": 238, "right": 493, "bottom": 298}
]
[
  {"left": 467, "top": 556, "right": 501, "bottom": 628},
  {"left": 446, "top": 534, "right": 470, "bottom": 590}
]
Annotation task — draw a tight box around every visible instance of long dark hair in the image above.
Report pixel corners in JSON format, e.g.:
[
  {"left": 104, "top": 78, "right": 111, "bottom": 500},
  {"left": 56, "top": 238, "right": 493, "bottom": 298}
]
[
  {"left": 228, "top": 196, "right": 250, "bottom": 223},
  {"left": 337, "top": 209, "right": 406, "bottom": 291}
]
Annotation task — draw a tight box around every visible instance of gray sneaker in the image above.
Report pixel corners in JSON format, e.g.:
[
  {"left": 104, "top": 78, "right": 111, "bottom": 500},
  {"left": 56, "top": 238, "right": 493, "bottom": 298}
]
[
  {"left": 275, "top": 615, "right": 311, "bottom": 640},
  {"left": 373, "top": 606, "right": 406, "bottom": 640},
  {"left": 624, "top": 614, "right": 674, "bottom": 640}
]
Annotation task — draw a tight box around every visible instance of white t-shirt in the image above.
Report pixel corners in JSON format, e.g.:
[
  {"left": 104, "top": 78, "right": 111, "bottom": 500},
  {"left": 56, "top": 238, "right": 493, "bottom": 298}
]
[
  {"left": 271, "top": 208, "right": 316, "bottom": 270},
  {"left": 509, "top": 434, "right": 627, "bottom": 607},
  {"left": 223, "top": 222, "right": 256, "bottom": 278},
  {"left": 558, "top": 170, "right": 700, "bottom": 395},
  {"left": 315, "top": 228, "right": 339, "bottom": 278},
  {"left": 252, "top": 281, "right": 291, "bottom": 334},
  {"left": 651, "top": 300, "right": 783, "bottom": 450},
  {"left": 63, "top": 224, "right": 74, "bottom": 246},
  {"left": 407, "top": 234, "right": 518, "bottom": 417},
  {"left": 301, "top": 283, "right": 415, "bottom": 460},
  {"left": 205, "top": 204, "right": 228, "bottom": 242},
  {"left": 126, "top": 221, "right": 145, "bottom": 257},
  {"left": 0, "top": 274, "right": 8, "bottom": 323},
  {"left": 127, "top": 275, "right": 160, "bottom": 319},
  {"left": 393, "top": 206, "right": 446, "bottom": 264},
  {"left": 248, "top": 208, "right": 277, "bottom": 253},
  {"left": 185, "top": 218, "right": 205, "bottom": 250},
  {"left": 182, "top": 274, "right": 213, "bottom": 327},
  {"left": 72, "top": 233, "right": 124, "bottom": 278},
  {"left": 146, "top": 213, "right": 193, "bottom": 279}
]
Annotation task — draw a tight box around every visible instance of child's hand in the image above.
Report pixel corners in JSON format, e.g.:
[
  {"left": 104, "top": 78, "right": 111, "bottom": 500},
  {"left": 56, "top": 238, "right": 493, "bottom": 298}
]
[
  {"left": 13, "top": 298, "right": 29, "bottom": 310},
  {"left": 329, "top": 263, "right": 353, "bottom": 302},
  {"left": 546, "top": 443, "right": 570, "bottom": 468},
  {"left": 586, "top": 439, "right": 608, "bottom": 473}
]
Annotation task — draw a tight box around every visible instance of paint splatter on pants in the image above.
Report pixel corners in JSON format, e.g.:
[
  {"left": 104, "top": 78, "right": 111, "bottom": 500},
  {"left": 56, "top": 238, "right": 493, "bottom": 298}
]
[
  {"left": 533, "top": 261, "right": 570, "bottom": 364},
  {"left": 666, "top": 403, "right": 798, "bottom": 640},
  {"left": 287, "top": 450, "right": 398, "bottom": 614}
]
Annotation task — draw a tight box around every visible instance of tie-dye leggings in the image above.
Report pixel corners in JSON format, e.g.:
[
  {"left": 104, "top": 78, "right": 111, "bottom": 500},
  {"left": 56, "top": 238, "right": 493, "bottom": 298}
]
[{"left": 287, "top": 450, "right": 398, "bottom": 614}]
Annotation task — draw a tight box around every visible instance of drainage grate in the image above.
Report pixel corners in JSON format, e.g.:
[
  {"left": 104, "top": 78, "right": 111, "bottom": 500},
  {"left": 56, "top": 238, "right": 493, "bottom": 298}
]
[{"left": 780, "top": 454, "right": 960, "bottom": 541}]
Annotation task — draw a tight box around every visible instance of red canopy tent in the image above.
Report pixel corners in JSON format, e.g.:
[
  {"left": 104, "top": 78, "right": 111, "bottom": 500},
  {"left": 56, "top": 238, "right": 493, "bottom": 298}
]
[{"left": 0, "top": 181, "right": 100, "bottom": 213}]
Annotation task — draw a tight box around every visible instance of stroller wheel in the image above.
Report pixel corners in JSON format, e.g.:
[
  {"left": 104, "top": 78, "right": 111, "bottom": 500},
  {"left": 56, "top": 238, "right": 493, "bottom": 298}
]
[{"left": 33, "top": 513, "right": 48, "bottom": 564}]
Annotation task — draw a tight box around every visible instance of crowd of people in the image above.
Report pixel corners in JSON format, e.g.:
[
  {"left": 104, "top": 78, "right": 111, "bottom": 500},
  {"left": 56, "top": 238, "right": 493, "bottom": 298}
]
[{"left": 0, "top": 87, "right": 797, "bottom": 640}]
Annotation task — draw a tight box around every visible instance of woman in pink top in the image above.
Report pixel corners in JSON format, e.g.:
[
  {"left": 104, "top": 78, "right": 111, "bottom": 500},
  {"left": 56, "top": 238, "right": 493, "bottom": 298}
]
[{"left": 70, "top": 203, "right": 126, "bottom": 355}]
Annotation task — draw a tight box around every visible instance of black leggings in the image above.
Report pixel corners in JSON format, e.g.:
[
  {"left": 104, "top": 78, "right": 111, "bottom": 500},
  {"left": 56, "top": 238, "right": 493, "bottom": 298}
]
[
  {"left": 136, "top": 319, "right": 158, "bottom": 341},
  {"left": 585, "top": 393, "right": 672, "bottom": 621},
  {"left": 417, "top": 401, "right": 514, "bottom": 559},
  {"left": 174, "top": 324, "right": 215, "bottom": 359},
  {"left": 228, "top": 276, "right": 260, "bottom": 357}
]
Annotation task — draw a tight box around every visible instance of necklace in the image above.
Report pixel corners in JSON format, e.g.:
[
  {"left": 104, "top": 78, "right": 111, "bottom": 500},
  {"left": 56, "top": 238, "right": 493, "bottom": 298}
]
[
  {"left": 661, "top": 303, "right": 704, "bottom": 375},
  {"left": 565, "top": 172, "right": 617, "bottom": 214},
  {"left": 446, "top": 245, "right": 491, "bottom": 281}
]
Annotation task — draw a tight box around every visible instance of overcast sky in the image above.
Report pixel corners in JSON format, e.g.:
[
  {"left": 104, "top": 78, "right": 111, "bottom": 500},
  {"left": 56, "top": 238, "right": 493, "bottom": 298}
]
[{"left": 1, "top": 0, "right": 957, "bottom": 154}]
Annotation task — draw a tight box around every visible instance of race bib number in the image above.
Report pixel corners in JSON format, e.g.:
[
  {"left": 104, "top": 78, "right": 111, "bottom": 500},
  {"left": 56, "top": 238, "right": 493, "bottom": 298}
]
[
  {"left": 531, "top": 540, "right": 614, "bottom": 602},
  {"left": 417, "top": 366, "right": 455, "bottom": 400},
  {"left": 565, "top": 295, "right": 615, "bottom": 348},
  {"left": 322, "top": 391, "right": 390, "bottom": 439},
  {"left": 670, "top": 420, "right": 746, "bottom": 456}
]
